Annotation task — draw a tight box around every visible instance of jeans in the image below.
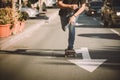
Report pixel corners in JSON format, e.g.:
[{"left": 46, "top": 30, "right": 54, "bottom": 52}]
[{"left": 60, "top": 15, "right": 78, "bottom": 49}]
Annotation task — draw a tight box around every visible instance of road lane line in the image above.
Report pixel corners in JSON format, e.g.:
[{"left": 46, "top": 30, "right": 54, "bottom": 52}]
[{"left": 110, "top": 29, "right": 120, "bottom": 36}]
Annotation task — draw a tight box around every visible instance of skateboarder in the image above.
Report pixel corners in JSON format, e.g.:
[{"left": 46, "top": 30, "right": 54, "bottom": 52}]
[{"left": 57, "top": 0, "right": 86, "bottom": 55}]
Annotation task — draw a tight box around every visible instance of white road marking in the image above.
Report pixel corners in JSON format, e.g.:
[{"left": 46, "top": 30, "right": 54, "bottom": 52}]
[
  {"left": 69, "top": 48, "right": 107, "bottom": 72},
  {"left": 75, "top": 48, "right": 91, "bottom": 59},
  {"left": 69, "top": 59, "right": 106, "bottom": 72},
  {"left": 110, "top": 29, "right": 120, "bottom": 36},
  {"left": 74, "top": 23, "right": 84, "bottom": 26}
]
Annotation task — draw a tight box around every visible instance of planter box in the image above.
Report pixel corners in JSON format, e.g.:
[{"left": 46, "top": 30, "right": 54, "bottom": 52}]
[
  {"left": 0, "top": 24, "right": 11, "bottom": 38},
  {"left": 12, "top": 21, "right": 25, "bottom": 34},
  {"left": 12, "top": 21, "right": 20, "bottom": 34}
]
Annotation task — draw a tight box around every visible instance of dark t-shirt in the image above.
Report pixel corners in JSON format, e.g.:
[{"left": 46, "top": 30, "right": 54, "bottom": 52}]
[
  {"left": 63, "top": 0, "right": 86, "bottom": 5},
  {"left": 59, "top": 0, "right": 86, "bottom": 16}
]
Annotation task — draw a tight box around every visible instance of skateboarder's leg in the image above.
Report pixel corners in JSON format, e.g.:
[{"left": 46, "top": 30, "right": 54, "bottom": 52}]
[
  {"left": 68, "top": 24, "right": 75, "bottom": 50},
  {"left": 67, "top": 16, "right": 78, "bottom": 50}
]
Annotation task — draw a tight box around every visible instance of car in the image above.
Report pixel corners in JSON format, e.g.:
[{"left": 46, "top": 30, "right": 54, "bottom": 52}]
[
  {"left": 101, "top": 0, "right": 120, "bottom": 26},
  {"left": 46, "top": 0, "right": 57, "bottom": 7},
  {"left": 31, "top": 1, "right": 47, "bottom": 13},
  {"left": 20, "top": 7, "right": 39, "bottom": 18},
  {"left": 85, "top": 1, "right": 103, "bottom": 16},
  {"left": 31, "top": 0, "right": 57, "bottom": 13}
]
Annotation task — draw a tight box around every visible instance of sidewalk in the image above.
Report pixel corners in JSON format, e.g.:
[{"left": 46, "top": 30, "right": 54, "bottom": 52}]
[{"left": 0, "top": 10, "right": 58, "bottom": 50}]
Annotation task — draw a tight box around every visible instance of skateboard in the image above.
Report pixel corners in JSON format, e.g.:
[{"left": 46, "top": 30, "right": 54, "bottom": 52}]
[{"left": 65, "top": 49, "right": 77, "bottom": 57}]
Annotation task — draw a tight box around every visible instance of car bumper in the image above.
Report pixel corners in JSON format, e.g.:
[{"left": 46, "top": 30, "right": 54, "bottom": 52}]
[{"left": 85, "top": 10, "right": 101, "bottom": 16}]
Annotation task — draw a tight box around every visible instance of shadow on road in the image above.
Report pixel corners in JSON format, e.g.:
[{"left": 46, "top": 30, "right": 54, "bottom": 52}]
[
  {"left": 78, "top": 33, "right": 120, "bottom": 40},
  {"left": 0, "top": 46, "right": 120, "bottom": 62},
  {"left": 0, "top": 49, "right": 65, "bottom": 57},
  {"left": 28, "top": 14, "right": 49, "bottom": 20},
  {"left": 75, "top": 24, "right": 120, "bottom": 28},
  {"left": 89, "top": 46, "right": 120, "bottom": 70},
  {"left": 0, "top": 47, "right": 120, "bottom": 71},
  {"left": 76, "top": 25, "right": 104, "bottom": 28}
]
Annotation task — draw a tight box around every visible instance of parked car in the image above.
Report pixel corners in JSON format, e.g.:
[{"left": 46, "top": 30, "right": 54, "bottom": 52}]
[
  {"left": 85, "top": 1, "right": 103, "bottom": 16},
  {"left": 101, "top": 0, "right": 120, "bottom": 26},
  {"left": 46, "top": 0, "right": 57, "bottom": 7},
  {"left": 20, "top": 7, "right": 39, "bottom": 18},
  {"left": 31, "top": 0, "right": 47, "bottom": 13},
  {"left": 31, "top": 0, "right": 57, "bottom": 13}
]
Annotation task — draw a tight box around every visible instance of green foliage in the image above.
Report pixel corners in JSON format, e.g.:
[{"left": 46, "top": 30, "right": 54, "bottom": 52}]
[
  {"left": 0, "top": 8, "right": 13, "bottom": 25},
  {"left": 18, "top": 11, "right": 28, "bottom": 21}
]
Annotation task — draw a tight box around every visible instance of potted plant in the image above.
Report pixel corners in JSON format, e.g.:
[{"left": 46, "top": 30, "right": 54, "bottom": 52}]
[
  {"left": 12, "top": 10, "right": 27, "bottom": 34},
  {"left": 18, "top": 11, "right": 27, "bottom": 32},
  {"left": 0, "top": 8, "right": 13, "bottom": 38}
]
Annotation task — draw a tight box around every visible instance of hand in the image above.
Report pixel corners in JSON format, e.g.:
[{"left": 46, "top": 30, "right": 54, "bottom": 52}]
[
  {"left": 71, "top": 4, "right": 78, "bottom": 10},
  {"left": 69, "top": 16, "right": 76, "bottom": 25}
]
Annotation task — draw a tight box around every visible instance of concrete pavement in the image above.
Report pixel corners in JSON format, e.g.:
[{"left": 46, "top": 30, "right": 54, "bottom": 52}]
[
  {"left": 0, "top": 10, "right": 59, "bottom": 50},
  {"left": 0, "top": 9, "right": 120, "bottom": 80}
]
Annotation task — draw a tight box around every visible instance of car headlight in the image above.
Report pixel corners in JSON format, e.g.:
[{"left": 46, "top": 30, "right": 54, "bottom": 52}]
[
  {"left": 116, "top": 12, "right": 120, "bottom": 16},
  {"left": 91, "top": 11, "right": 94, "bottom": 14}
]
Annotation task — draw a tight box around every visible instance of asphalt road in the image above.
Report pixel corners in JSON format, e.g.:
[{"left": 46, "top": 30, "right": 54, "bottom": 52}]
[{"left": 0, "top": 8, "right": 120, "bottom": 80}]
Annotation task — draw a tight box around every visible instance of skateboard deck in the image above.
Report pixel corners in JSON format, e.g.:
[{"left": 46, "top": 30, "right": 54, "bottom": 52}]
[{"left": 65, "top": 49, "right": 77, "bottom": 57}]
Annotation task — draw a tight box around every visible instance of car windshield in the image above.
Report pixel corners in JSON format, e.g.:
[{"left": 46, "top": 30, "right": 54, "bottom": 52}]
[{"left": 90, "top": 2, "right": 103, "bottom": 7}]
